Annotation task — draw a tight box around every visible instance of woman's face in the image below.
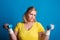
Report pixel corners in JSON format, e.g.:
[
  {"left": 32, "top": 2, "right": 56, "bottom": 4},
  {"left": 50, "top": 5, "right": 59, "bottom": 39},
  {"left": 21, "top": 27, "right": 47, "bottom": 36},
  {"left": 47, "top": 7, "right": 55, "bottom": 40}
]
[{"left": 27, "top": 9, "right": 36, "bottom": 22}]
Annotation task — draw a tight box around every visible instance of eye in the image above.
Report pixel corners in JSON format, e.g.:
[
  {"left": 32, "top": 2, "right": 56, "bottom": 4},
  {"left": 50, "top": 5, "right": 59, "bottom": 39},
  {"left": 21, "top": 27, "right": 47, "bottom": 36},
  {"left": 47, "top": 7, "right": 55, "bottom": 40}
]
[
  {"left": 30, "top": 14, "right": 33, "bottom": 15},
  {"left": 29, "top": 13, "right": 33, "bottom": 15}
]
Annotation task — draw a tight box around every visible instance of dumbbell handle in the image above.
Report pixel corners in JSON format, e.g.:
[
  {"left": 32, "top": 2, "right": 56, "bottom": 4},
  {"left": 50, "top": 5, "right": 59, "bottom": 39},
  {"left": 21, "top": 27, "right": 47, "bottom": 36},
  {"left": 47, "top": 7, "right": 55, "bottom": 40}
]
[{"left": 8, "top": 24, "right": 12, "bottom": 29}]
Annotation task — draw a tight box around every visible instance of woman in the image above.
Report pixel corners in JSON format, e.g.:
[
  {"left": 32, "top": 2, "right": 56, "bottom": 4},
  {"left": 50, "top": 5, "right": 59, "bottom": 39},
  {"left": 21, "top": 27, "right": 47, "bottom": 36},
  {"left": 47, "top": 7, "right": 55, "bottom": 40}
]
[{"left": 4, "top": 6, "right": 51, "bottom": 40}]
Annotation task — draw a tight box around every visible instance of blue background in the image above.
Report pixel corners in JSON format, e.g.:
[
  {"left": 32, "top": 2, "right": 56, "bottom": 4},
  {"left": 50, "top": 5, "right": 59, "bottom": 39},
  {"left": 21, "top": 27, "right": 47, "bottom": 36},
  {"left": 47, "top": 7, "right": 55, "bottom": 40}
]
[{"left": 0, "top": 0, "right": 60, "bottom": 40}]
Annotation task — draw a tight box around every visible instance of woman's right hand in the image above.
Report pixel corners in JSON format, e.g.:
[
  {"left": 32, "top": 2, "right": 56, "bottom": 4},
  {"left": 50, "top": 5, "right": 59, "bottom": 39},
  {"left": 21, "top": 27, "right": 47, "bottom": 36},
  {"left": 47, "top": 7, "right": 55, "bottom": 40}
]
[{"left": 3, "top": 24, "right": 9, "bottom": 30}]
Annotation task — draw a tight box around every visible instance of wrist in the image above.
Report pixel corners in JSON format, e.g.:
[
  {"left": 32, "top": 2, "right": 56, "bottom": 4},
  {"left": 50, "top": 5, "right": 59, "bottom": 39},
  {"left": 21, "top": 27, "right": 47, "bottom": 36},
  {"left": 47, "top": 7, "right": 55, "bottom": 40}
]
[
  {"left": 8, "top": 28, "right": 14, "bottom": 34},
  {"left": 46, "top": 30, "right": 51, "bottom": 36}
]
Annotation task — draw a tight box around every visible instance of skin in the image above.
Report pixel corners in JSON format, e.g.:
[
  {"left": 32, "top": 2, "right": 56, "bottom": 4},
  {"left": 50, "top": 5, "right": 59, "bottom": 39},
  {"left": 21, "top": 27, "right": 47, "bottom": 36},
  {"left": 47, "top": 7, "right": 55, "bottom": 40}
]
[
  {"left": 27, "top": 9, "right": 36, "bottom": 22},
  {"left": 4, "top": 9, "right": 37, "bottom": 40},
  {"left": 24, "top": 9, "right": 36, "bottom": 30}
]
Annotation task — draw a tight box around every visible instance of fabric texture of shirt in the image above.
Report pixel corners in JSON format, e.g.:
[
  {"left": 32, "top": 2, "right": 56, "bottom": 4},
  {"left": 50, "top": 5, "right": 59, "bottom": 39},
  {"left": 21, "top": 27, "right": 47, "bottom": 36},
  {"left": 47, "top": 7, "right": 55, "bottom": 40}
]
[{"left": 14, "top": 22, "right": 45, "bottom": 40}]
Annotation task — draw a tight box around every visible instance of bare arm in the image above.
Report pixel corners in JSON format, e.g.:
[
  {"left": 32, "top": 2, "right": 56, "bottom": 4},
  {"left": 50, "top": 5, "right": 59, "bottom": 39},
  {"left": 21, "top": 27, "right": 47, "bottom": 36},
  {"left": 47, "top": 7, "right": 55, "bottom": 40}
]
[
  {"left": 9, "top": 29, "right": 18, "bottom": 40},
  {"left": 38, "top": 30, "right": 50, "bottom": 40},
  {"left": 3, "top": 24, "right": 18, "bottom": 40},
  {"left": 38, "top": 24, "right": 54, "bottom": 40}
]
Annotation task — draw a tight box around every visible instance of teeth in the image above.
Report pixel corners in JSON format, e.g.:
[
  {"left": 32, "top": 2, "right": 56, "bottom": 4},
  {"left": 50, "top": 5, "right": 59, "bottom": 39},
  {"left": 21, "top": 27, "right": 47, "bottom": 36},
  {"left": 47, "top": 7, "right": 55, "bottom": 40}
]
[{"left": 50, "top": 24, "right": 54, "bottom": 30}]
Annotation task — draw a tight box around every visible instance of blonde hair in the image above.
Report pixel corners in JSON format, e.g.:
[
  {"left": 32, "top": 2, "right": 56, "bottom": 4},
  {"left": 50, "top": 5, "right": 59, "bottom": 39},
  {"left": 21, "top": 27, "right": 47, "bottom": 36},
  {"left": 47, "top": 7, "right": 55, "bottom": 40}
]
[{"left": 23, "top": 6, "right": 36, "bottom": 23}]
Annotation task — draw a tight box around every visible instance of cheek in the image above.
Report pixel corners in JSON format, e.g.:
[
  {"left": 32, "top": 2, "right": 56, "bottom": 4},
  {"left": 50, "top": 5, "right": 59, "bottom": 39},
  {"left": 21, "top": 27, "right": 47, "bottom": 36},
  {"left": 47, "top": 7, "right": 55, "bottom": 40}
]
[
  {"left": 29, "top": 16, "right": 35, "bottom": 20},
  {"left": 28, "top": 14, "right": 32, "bottom": 19}
]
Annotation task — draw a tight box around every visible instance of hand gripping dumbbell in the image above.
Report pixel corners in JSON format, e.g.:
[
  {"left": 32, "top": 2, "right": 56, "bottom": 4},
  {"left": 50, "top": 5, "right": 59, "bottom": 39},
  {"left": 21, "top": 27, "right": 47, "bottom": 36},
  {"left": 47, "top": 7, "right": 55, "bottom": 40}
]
[
  {"left": 3, "top": 24, "right": 13, "bottom": 34},
  {"left": 46, "top": 24, "right": 54, "bottom": 36}
]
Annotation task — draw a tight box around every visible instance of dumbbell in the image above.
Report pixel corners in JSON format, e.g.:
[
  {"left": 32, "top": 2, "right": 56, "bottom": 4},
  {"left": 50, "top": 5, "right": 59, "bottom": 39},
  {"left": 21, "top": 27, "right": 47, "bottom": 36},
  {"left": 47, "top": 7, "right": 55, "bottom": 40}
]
[
  {"left": 3, "top": 24, "right": 12, "bottom": 29},
  {"left": 3, "top": 24, "right": 13, "bottom": 34},
  {"left": 46, "top": 24, "right": 54, "bottom": 36},
  {"left": 47, "top": 24, "right": 54, "bottom": 30}
]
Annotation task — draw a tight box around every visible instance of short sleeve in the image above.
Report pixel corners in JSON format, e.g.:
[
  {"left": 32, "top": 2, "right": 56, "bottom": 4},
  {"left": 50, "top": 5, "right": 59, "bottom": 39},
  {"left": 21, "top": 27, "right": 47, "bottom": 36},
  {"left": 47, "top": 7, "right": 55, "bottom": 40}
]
[
  {"left": 37, "top": 22, "right": 45, "bottom": 32},
  {"left": 14, "top": 23, "right": 19, "bottom": 32},
  {"left": 14, "top": 23, "right": 22, "bottom": 32}
]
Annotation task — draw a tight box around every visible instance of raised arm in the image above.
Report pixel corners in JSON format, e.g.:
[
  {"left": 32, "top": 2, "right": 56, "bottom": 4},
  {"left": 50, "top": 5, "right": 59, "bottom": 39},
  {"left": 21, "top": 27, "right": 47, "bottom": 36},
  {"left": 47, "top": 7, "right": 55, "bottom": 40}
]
[
  {"left": 3, "top": 24, "right": 18, "bottom": 40},
  {"left": 38, "top": 24, "right": 54, "bottom": 40}
]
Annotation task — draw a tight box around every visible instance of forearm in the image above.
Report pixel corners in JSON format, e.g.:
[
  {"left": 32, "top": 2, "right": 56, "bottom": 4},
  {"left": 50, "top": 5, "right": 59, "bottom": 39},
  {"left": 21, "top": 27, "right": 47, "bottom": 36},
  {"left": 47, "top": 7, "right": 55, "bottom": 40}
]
[
  {"left": 44, "top": 35, "right": 50, "bottom": 40},
  {"left": 39, "top": 30, "right": 50, "bottom": 40},
  {"left": 42, "top": 24, "right": 54, "bottom": 40},
  {"left": 8, "top": 29, "right": 17, "bottom": 40},
  {"left": 3, "top": 24, "right": 18, "bottom": 40},
  {"left": 44, "top": 30, "right": 50, "bottom": 40}
]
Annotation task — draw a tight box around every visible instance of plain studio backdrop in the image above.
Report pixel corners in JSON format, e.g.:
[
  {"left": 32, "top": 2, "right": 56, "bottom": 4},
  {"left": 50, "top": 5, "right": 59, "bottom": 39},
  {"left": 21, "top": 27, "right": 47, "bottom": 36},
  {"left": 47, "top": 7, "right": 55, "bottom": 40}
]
[{"left": 0, "top": 0, "right": 60, "bottom": 40}]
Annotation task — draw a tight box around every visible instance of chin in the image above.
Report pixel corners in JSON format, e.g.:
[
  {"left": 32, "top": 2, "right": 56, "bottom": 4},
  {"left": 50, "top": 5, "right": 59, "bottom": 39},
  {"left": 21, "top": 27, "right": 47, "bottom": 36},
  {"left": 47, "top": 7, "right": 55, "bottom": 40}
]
[{"left": 29, "top": 19, "right": 34, "bottom": 22}]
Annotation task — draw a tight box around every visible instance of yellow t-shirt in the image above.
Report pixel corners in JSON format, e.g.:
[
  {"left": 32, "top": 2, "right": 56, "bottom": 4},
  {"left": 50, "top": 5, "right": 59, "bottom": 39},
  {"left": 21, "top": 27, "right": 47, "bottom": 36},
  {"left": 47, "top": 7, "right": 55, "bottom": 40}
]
[{"left": 14, "top": 22, "right": 45, "bottom": 40}]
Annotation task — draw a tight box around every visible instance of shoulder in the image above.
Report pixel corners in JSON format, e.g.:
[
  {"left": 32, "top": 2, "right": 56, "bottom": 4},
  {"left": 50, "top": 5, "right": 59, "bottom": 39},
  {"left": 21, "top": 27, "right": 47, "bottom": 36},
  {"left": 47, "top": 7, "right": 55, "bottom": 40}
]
[
  {"left": 35, "top": 21, "right": 43, "bottom": 27},
  {"left": 35, "top": 21, "right": 42, "bottom": 25},
  {"left": 17, "top": 22, "right": 24, "bottom": 25},
  {"left": 14, "top": 22, "right": 24, "bottom": 29}
]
